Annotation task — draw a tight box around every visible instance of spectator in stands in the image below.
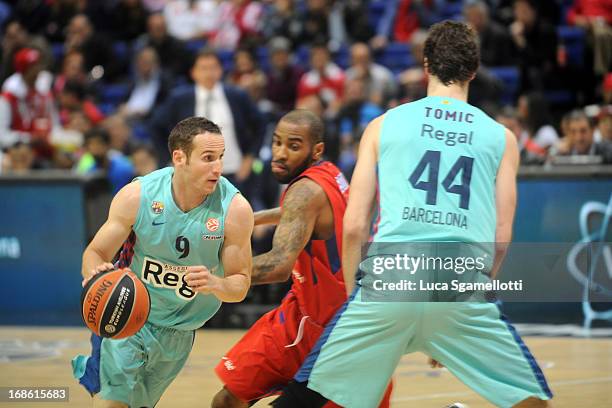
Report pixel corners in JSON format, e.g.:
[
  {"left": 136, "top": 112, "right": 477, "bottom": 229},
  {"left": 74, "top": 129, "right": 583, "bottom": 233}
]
[
  {"left": 135, "top": 13, "right": 192, "bottom": 80},
  {"left": 102, "top": 114, "right": 135, "bottom": 155},
  {"left": 370, "top": 0, "right": 445, "bottom": 49},
  {"left": 496, "top": 106, "right": 546, "bottom": 164},
  {"left": 397, "top": 29, "right": 428, "bottom": 103},
  {"left": 297, "top": 0, "right": 346, "bottom": 51},
  {"left": 341, "top": 0, "right": 374, "bottom": 44},
  {"left": 567, "top": 0, "right": 612, "bottom": 77},
  {"left": 517, "top": 92, "right": 559, "bottom": 150},
  {"left": 554, "top": 109, "right": 612, "bottom": 162},
  {"left": 75, "top": 127, "right": 134, "bottom": 193},
  {"left": 149, "top": 48, "right": 264, "bottom": 187},
  {"left": 494, "top": 0, "right": 560, "bottom": 26},
  {"left": 163, "top": 0, "right": 220, "bottom": 41},
  {"left": 65, "top": 14, "right": 120, "bottom": 81},
  {"left": 345, "top": 42, "right": 395, "bottom": 107},
  {"left": 44, "top": 0, "right": 87, "bottom": 42},
  {"left": 120, "top": 47, "right": 170, "bottom": 120},
  {"left": 0, "top": 48, "right": 57, "bottom": 160},
  {"left": 110, "top": 0, "right": 149, "bottom": 43},
  {"left": 1, "top": 141, "right": 37, "bottom": 173},
  {"left": 131, "top": 143, "right": 159, "bottom": 177},
  {"left": 510, "top": 0, "right": 558, "bottom": 92},
  {"left": 210, "top": 0, "right": 264, "bottom": 49},
  {"left": 463, "top": 1, "right": 516, "bottom": 67},
  {"left": 261, "top": 0, "right": 303, "bottom": 48},
  {"left": 58, "top": 79, "right": 104, "bottom": 131},
  {"left": 595, "top": 105, "right": 612, "bottom": 142},
  {"left": 604, "top": 73, "right": 612, "bottom": 103},
  {"left": 266, "top": 36, "right": 304, "bottom": 115},
  {"left": 53, "top": 50, "right": 89, "bottom": 95},
  {"left": 297, "top": 42, "right": 345, "bottom": 116},
  {"left": 1, "top": 20, "right": 52, "bottom": 84},
  {"left": 228, "top": 47, "right": 267, "bottom": 103},
  {"left": 11, "top": 0, "right": 51, "bottom": 36},
  {"left": 335, "top": 77, "right": 384, "bottom": 176}
]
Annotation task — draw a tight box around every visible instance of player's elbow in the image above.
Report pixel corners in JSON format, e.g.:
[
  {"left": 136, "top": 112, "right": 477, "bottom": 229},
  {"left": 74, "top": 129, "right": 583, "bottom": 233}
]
[
  {"left": 343, "top": 217, "right": 369, "bottom": 242},
  {"left": 274, "top": 264, "right": 293, "bottom": 283}
]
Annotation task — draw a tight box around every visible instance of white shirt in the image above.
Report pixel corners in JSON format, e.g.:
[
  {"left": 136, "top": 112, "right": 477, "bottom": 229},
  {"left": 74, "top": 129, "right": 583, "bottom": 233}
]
[
  {"left": 125, "top": 72, "right": 161, "bottom": 116},
  {"left": 195, "top": 83, "right": 242, "bottom": 174},
  {"left": 163, "top": 0, "right": 220, "bottom": 41},
  {"left": 533, "top": 125, "right": 559, "bottom": 149}
]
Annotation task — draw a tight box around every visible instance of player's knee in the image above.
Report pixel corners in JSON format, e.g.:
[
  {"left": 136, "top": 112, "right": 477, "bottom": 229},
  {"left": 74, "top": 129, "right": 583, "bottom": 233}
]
[
  {"left": 513, "top": 397, "right": 553, "bottom": 408},
  {"left": 211, "top": 388, "right": 246, "bottom": 408}
]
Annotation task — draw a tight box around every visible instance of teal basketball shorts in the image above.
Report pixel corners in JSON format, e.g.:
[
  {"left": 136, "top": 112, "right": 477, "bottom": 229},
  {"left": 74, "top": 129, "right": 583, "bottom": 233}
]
[
  {"left": 72, "top": 321, "right": 195, "bottom": 407},
  {"left": 295, "top": 288, "right": 553, "bottom": 408}
]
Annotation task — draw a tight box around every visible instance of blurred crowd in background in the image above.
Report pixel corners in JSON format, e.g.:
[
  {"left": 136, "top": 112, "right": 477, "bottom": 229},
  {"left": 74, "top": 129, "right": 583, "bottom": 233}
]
[{"left": 0, "top": 0, "right": 611, "bottom": 191}]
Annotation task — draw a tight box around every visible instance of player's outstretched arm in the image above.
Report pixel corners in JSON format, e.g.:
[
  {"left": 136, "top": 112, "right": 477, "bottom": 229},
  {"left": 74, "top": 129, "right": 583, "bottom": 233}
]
[
  {"left": 254, "top": 207, "right": 281, "bottom": 225},
  {"left": 188, "top": 194, "right": 254, "bottom": 303},
  {"left": 251, "top": 178, "right": 324, "bottom": 285},
  {"left": 491, "top": 129, "right": 519, "bottom": 279},
  {"left": 342, "top": 115, "right": 383, "bottom": 295},
  {"left": 81, "top": 181, "right": 140, "bottom": 282}
]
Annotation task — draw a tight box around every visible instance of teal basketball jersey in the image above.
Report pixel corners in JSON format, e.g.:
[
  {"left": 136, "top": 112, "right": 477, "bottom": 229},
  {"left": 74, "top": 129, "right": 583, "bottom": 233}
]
[
  {"left": 374, "top": 96, "right": 505, "bottom": 244},
  {"left": 123, "top": 167, "right": 238, "bottom": 330}
]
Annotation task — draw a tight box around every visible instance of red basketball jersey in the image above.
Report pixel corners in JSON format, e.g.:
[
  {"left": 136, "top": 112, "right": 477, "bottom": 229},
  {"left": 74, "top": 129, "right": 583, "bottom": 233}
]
[{"left": 281, "top": 161, "right": 350, "bottom": 325}]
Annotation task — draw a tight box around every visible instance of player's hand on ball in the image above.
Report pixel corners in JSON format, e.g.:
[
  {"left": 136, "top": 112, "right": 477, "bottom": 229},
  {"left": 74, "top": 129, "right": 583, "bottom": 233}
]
[
  {"left": 185, "top": 266, "right": 220, "bottom": 294},
  {"left": 82, "top": 262, "right": 115, "bottom": 287}
]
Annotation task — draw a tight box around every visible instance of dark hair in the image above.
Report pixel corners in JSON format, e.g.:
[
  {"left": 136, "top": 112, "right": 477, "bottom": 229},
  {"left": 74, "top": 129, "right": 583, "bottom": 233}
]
[
  {"left": 168, "top": 117, "right": 222, "bottom": 158},
  {"left": 565, "top": 109, "right": 592, "bottom": 128},
  {"left": 194, "top": 47, "right": 222, "bottom": 67},
  {"left": 423, "top": 21, "right": 480, "bottom": 86},
  {"left": 523, "top": 92, "right": 552, "bottom": 134},
  {"left": 131, "top": 143, "right": 158, "bottom": 159},
  {"left": 85, "top": 127, "right": 110, "bottom": 145},
  {"left": 62, "top": 80, "right": 86, "bottom": 100},
  {"left": 280, "top": 109, "right": 325, "bottom": 144}
]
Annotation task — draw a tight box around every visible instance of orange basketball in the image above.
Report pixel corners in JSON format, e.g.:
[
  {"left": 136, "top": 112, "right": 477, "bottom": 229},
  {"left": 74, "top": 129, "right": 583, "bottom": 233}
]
[{"left": 81, "top": 268, "right": 150, "bottom": 339}]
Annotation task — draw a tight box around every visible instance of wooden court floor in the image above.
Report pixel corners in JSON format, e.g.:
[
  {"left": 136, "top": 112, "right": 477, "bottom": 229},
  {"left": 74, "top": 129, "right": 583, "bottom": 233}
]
[{"left": 0, "top": 327, "right": 611, "bottom": 407}]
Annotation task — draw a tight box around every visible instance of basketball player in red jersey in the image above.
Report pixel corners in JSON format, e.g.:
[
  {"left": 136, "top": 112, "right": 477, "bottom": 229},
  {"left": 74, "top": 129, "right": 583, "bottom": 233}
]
[{"left": 212, "top": 110, "right": 392, "bottom": 407}]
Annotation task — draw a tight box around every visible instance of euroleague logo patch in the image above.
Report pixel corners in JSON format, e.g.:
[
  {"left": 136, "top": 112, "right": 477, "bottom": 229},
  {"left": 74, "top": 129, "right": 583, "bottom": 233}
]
[
  {"left": 151, "top": 201, "right": 164, "bottom": 214},
  {"left": 206, "top": 217, "right": 220, "bottom": 232}
]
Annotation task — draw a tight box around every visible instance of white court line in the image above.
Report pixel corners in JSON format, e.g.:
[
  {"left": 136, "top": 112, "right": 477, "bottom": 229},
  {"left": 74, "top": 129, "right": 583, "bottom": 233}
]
[{"left": 392, "top": 376, "right": 612, "bottom": 402}]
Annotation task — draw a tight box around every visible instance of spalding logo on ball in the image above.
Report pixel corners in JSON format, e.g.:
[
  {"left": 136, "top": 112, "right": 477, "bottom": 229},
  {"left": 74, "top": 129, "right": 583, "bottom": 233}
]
[{"left": 81, "top": 268, "right": 150, "bottom": 339}]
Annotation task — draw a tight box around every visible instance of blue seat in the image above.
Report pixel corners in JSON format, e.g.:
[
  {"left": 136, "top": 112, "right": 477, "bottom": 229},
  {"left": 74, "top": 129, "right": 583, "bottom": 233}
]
[
  {"left": 295, "top": 45, "right": 311, "bottom": 69},
  {"left": 488, "top": 66, "right": 520, "bottom": 105},
  {"left": 368, "top": 1, "right": 387, "bottom": 31},
  {"left": 558, "top": 26, "right": 586, "bottom": 67},
  {"left": 256, "top": 46, "right": 270, "bottom": 71},
  {"left": 376, "top": 42, "right": 414, "bottom": 74},
  {"left": 51, "top": 43, "right": 65, "bottom": 63},
  {"left": 100, "top": 83, "right": 130, "bottom": 105},
  {"left": 112, "top": 42, "right": 130, "bottom": 64},
  {"left": 217, "top": 49, "right": 234, "bottom": 73},
  {"left": 334, "top": 45, "right": 350, "bottom": 70},
  {"left": 185, "top": 39, "right": 206, "bottom": 54},
  {"left": 545, "top": 90, "right": 575, "bottom": 106},
  {"left": 98, "top": 102, "right": 118, "bottom": 116},
  {"left": 0, "top": 1, "right": 11, "bottom": 29},
  {"left": 439, "top": 1, "right": 463, "bottom": 21}
]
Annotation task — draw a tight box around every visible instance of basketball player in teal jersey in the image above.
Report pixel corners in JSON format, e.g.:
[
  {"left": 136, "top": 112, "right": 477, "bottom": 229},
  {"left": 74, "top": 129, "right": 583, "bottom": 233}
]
[
  {"left": 72, "top": 117, "right": 254, "bottom": 408},
  {"left": 273, "top": 21, "right": 553, "bottom": 408}
]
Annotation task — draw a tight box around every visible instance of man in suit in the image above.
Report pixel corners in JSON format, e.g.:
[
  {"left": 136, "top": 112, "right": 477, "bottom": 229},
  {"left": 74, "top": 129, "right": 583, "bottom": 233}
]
[{"left": 150, "top": 48, "right": 263, "bottom": 189}]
